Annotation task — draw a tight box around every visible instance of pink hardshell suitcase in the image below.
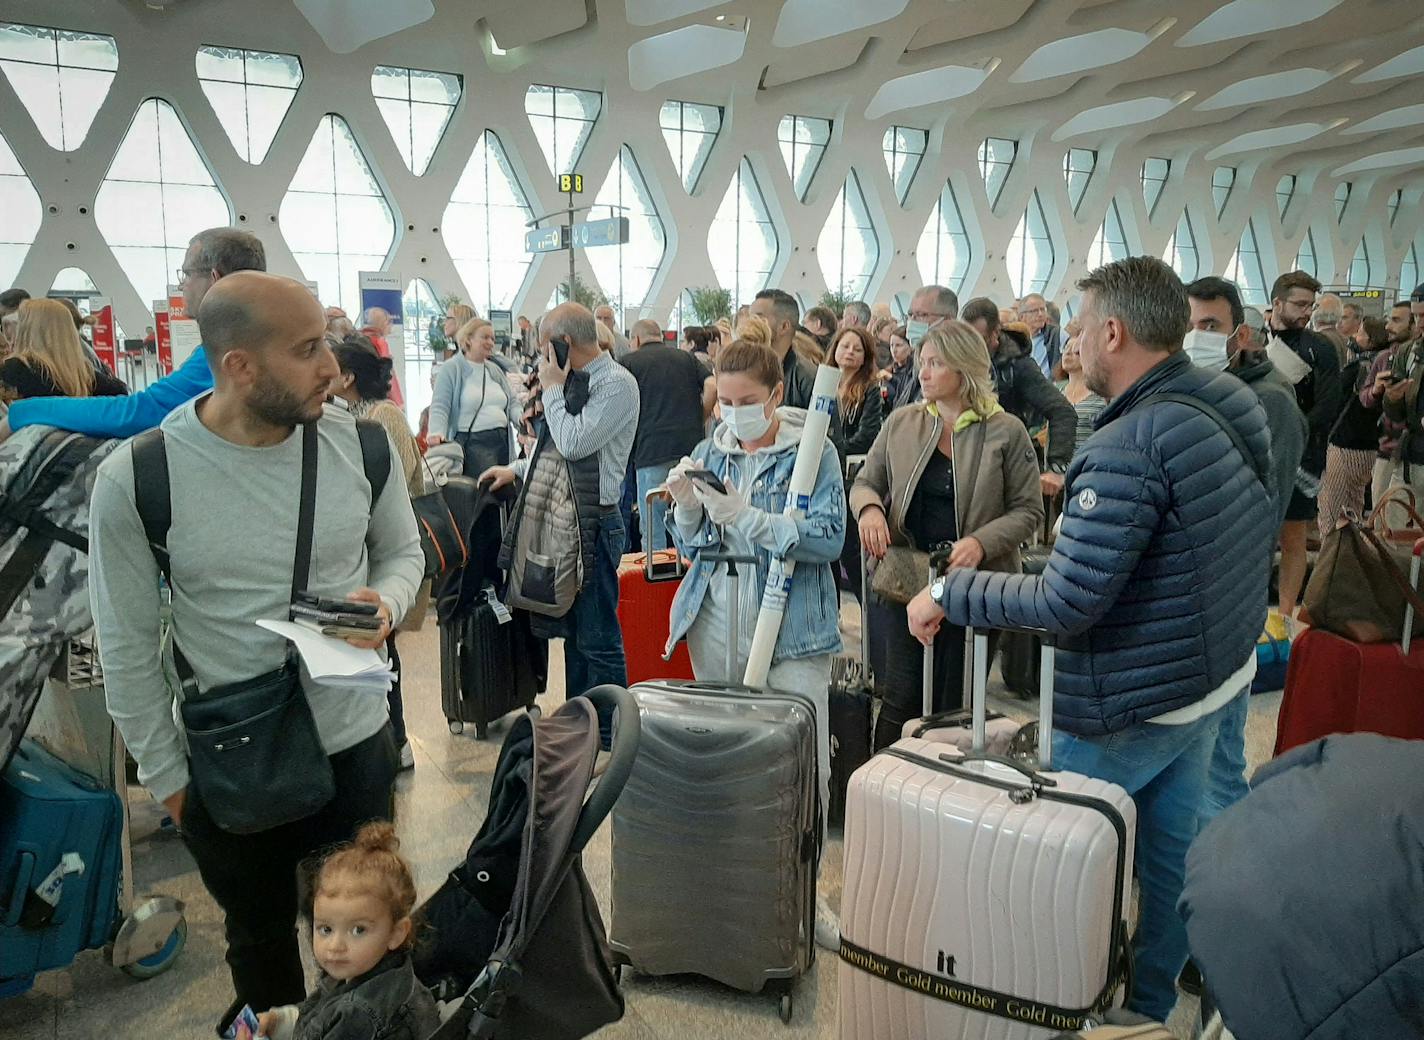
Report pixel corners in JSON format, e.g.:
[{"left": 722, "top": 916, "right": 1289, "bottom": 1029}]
[{"left": 839, "top": 627, "right": 1137, "bottom": 1038}]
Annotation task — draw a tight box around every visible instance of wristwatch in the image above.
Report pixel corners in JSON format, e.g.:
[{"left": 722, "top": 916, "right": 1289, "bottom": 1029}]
[{"left": 930, "top": 576, "right": 946, "bottom": 603}]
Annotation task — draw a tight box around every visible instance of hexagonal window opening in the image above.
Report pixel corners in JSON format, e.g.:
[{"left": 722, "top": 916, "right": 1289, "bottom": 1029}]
[
  {"left": 441, "top": 130, "right": 536, "bottom": 319},
  {"left": 708, "top": 158, "right": 780, "bottom": 308},
  {"left": 585, "top": 145, "right": 666, "bottom": 313},
  {"left": 817, "top": 169, "right": 880, "bottom": 301}
]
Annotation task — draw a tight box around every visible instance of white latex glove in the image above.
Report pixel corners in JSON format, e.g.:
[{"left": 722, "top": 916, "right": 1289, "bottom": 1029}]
[
  {"left": 692, "top": 478, "right": 747, "bottom": 527},
  {"left": 664, "top": 456, "right": 701, "bottom": 509}
]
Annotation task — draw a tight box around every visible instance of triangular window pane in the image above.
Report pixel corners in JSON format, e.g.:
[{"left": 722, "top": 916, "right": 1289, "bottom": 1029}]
[
  {"left": 196, "top": 46, "right": 302, "bottom": 164},
  {"left": 0, "top": 22, "right": 116, "bottom": 151},
  {"left": 525, "top": 84, "right": 601, "bottom": 177},
  {"left": 660, "top": 100, "right": 722, "bottom": 193},
  {"left": 1088, "top": 198, "right": 1131, "bottom": 269},
  {"left": 1401, "top": 243, "right": 1419, "bottom": 300},
  {"left": 778, "top": 115, "right": 830, "bottom": 202},
  {"left": 1275, "top": 175, "right": 1296, "bottom": 221},
  {"left": 95, "top": 98, "right": 231, "bottom": 310},
  {"left": 1348, "top": 238, "right": 1372, "bottom": 290},
  {"left": 1140, "top": 157, "right": 1169, "bottom": 219},
  {"left": 1226, "top": 219, "right": 1267, "bottom": 305},
  {"left": 0, "top": 127, "right": 41, "bottom": 289},
  {"left": 978, "top": 137, "right": 1017, "bottom": 209},
  {"left": 1162, "top": 210, "right": 1200, "bottom": 282},
  {"left": 50, "top": 267, "right": 99, "bottom": 294},
  {"left": 1334, "top": 182, "right": 1351, "bottom": 223},
  {"left": 709, "top": 158, "right": 779, "bottom": 306},
  {"left": 816, "top": 169, "right": 879, "bottom": 301},
  {"left": 1293, "top": 229, "right": 1317, "bottom": 279},
  {"left": 441, "top": 130, "right": 536, "bottom": 318},
  {"left": 371, "top": 65, "right": 460, "bottom": 176},
  {"left": 916, "top": 180, "right": 972, "bottom": 294},
  {"left": 1006, "top": 189, "right": 1054, "bottom": 298},
  {"left": 1212, "top": 166, "right": 1235, "bottom": 220},
  {"left": 279, "top": 114, "right": 395, "bottom": 314},
  {"left": 1064, "top": 149, "right": 1096, "bottom": 216},
  {"left": 882, "top": 126, "right": 927, "bottom": 206},
  {"left": 586, "top": 145, "right": 666, "bottom": 312}
]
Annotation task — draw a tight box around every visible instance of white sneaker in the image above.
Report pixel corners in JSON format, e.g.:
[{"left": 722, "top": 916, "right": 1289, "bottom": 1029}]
[
  {"left": 814, "top": 897, "right": 840, "bottom": 951},
  {"left": 398, "top": 741, "right": 415, "bottom": 771}
]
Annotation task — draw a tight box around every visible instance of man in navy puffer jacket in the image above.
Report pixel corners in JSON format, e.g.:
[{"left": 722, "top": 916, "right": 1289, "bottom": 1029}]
[{"left": 909, "top": 256, "right": 1276, "bottom": 1022}]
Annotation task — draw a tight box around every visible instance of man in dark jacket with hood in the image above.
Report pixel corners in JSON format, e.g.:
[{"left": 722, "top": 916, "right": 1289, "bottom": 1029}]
[
  {"left": 962, "top": 297, "right": 1077, "bottom": 496},
  {"left": 909, "top": 257, "right": 1276, "bottom": 1022}
]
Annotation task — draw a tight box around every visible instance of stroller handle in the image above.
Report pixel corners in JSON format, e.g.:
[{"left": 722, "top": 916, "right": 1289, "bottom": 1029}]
[{"left": 570, "top": 685, "right": 641, "bottom": 854}]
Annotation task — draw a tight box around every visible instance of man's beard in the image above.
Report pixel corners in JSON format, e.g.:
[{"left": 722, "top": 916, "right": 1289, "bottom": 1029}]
[
  {"left": 249, "top": 367, "right": 324, "bottom": 427},
  {"left": 1083, "top": 355, "right": 1111, "bottom": 398}
]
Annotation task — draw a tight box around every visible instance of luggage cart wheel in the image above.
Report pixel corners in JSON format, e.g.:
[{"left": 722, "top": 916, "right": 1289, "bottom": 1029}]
[
  {"left": 117, "top": 914, "right": 187, "bottom": 979},
  {"left": 448, "top": 720, "right": 464, "bottom": 735},
  {"left": 778, "top": 992, "right": 793, "bottom": 1024}
]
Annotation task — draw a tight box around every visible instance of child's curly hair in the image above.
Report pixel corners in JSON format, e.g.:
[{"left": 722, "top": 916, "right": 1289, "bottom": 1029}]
[{"left": 305, "top": 822, "right": 418, "bottom": 950}]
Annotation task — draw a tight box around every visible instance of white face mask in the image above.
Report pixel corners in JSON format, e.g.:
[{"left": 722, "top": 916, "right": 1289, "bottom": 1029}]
[
  {"left": 1182, "top": 328, "right": 1229, "bottom": 370},
  {"left": 722, "top": 401, "right": 773, "bottom": 442}
]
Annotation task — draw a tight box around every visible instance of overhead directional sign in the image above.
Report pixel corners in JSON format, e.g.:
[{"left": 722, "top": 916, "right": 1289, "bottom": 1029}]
[
  {"left": 525, "top": 224, "right": 570, "bottom": 253},
  {"left": 559, "top": 173, "right": 584, "bottom": 194},
  {"left": 571, "top": 216, "right": 630, "bottom": 248}
]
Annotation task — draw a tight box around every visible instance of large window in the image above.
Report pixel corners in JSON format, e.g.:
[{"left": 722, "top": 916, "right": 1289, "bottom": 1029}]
[
  {"left": 279, "top": 114, "right": 395, "bottom": 315},
  {"left": 1141, "top": 157, "right": 1169, "bottom": 219},
  {"left": 195, "top": 46, "right": 302, "bottom": 164},
  {"left": 659, "top": 100, "right": 722, "bottom": 193},
  {"left": 0, "top": 22, "right": 116, "bottom": 151},
  {"left": 916, "top": 180, "right": 972, "bottom": 294},
  {"left": 1402, "top": 243, "right": 1419, "bottom": 298},
  {"left": 708, "top": 158, "right": 779, "bottom": 307},
  {"left": 401, "top": 277, "right": 442, "bottom": 421},
  {"left": 1226, "top": 219, "right": 1267, "bottom": 305},
  {"left": 816, "top": 170, "right": 879, "bottom": 300},
  {"left": 1334, "top": 182, "right": 1351, "bottom": 223},
  {"left": 1162, "top": 209, "right": 1200, "bottom": 282},
  {"left": 1064, "top": 148, "right": 1096, "bottom": 216},
  {"left": 586, "top": 145, "right": 666, "bottom": 311},
  {"left": 441, "top": 130, "right": 535, "bottom": 319},
  {"left": 778, "top": 115, "right": 830, "bottom": 201},
  {"left": 1006, "top": 189, "right": 1054, "bottom": 299},
  {"left": 882, "top": 126, "right": 927, "bottom": 206},
  {"left": 371, "top": 65, "right": 461, "bottom": 176},
  {"left": 978, "top": 137, "right": 1017, "bottom": 209},
  {"left": 1212, "top": 166, "right": 1235, "bottom": 219},
  {"left": 0, "top": 128, "right": 41, "bottom": 289},
  {"left": 1293, "top": 228, "right": 1317, "bottom": 279},
  {"left": 525, "top": 84, "right": 601, "bottom": 178},
  {"left": 94, "top": 99, "right": 231, "bottom": 310},
  {"left": 1348, "top": 238, "right": 1372, "bottom": 290},
  {"left": 1275, "top": 174, "right": 1296, "bottom": 221},
  {"left": 1088, "top": 198, "right": 1130, "bottom": 269}
]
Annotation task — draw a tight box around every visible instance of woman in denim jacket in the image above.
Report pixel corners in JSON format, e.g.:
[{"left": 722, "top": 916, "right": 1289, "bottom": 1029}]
[{"left": 662, "top": 338, "right": 845, "bottom": 951}]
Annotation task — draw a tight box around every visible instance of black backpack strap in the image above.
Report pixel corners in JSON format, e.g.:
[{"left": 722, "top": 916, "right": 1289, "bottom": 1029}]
[
  {"left": 1151, "top": 392, "right": 1265, "bottom": 488},
  {"left": 355, "top": 418, "right": 391, "bottom": 513},
  {"left": 130, "top": 429, "right": 173, "bottom": 575}
]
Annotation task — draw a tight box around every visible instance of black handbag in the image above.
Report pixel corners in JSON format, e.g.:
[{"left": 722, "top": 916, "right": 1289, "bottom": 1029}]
[
  {"left": 132, "top": 422, "right": 336, "bottom": 834},
  {"left": 412, "top": 465, "right": 472, "bottom": 579}
]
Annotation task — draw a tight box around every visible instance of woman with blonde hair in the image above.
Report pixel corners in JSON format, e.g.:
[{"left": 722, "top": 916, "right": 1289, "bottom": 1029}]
[
  {"left": 427, "top": 316, "right": 521, "bottom": 477},
  {"left": 733, "top": 312, "right": 772, "bottom": 351},
  {"left": 0, "top": 298, "right": 126, "bottom": 401},
  {"left": 850, "top": 319, "right": 1042, "bottom": 747}
]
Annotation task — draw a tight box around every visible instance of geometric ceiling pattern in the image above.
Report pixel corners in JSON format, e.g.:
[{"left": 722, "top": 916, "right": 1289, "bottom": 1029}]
[{"left": 0, "top": 0, "right": 1420, "bottom": 367}]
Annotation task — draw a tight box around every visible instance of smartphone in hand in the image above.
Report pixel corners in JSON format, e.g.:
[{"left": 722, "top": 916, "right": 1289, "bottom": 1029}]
[{"left": 685, "top": 469, "right": 728, "bottom": 495}]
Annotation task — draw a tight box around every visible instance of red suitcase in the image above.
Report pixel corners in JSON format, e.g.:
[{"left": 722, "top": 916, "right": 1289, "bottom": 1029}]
[
  {"left": 1275, "top": 544, "right": 1424, "bottom": 754},
  {"left": 617, "top": 549, "right": 695, "bottom": 686}
]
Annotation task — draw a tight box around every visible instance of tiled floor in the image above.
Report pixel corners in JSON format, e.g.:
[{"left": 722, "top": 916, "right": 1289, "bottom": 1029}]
[{"left": 0, "top": 601, "right": 1282, "bottom": 1039}]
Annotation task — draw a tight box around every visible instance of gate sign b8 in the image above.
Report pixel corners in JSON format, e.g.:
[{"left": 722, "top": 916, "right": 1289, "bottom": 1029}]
[{"left": 559, "top": 173, "right": 584, "bottom": 194}]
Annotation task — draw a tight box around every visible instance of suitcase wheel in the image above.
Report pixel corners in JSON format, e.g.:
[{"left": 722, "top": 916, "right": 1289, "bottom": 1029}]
[
  {"left": 777, "top": 992, "right": 793, "bottom": 1025},
  {"left": 475, "top": 721, "right": 488, "bottom": 740},
  {"left": 448, "top": 720, "right": 464, "bottom": 735},
  {"left": 116, "top": 915, "right": 187, "bottom": 980}
]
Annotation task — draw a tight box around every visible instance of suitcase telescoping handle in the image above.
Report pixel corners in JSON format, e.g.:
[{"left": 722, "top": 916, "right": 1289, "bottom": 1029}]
[
  {"left": 964, "top": 624, "right": 1055, "bottom": 769},
  {"left": 1405, "top": 541, "right": 1423, "bottom": 655},
  {"left": 699, "top": 549, "right": 760, "bottom": 684},
  {"left": 642, "top": 489, "right": 687, "bottom": 584},
  {"left": 921, "top": 545, "right": 956, "bottom": 718}
]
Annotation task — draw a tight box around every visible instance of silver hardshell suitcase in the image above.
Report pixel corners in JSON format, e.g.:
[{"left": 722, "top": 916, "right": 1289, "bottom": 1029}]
[
  {"left": 608, "top": 552, "right": 818, "bottom": 1023},
  {"left": 839, "top": 627, "right": 1137, "bottom": 1039}
]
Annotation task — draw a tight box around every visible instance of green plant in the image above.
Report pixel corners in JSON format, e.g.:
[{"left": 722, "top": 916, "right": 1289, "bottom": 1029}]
[
  {"left": 819, "top": 286, "right": 857, "bottom": 314},
  {"left": 559, "top": 275, "right": 608, "bottom": 311},
  {"left": 688, "top": 285, "right": 732, "bottom": 325},
  {"left": 425, "top": 293, "right": 463, "bottom": 354}
]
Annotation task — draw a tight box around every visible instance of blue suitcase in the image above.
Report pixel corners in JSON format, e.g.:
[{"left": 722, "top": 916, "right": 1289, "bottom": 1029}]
[{"left": 0, "top": 739, "right": 124, "bottom": 996}]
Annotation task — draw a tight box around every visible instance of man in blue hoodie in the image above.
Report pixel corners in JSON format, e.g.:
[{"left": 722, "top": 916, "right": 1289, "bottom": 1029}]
[
  {"left": 0, "top": 227, "right": 264, "bottom": 444},
  {"left": 908, "top": 256, "right": 1276, "bottom": 1021}
]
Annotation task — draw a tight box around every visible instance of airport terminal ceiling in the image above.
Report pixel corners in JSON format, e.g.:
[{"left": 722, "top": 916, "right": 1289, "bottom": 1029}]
[{"left": 1, "top": 0, "right": 1421, "bottom": 352}]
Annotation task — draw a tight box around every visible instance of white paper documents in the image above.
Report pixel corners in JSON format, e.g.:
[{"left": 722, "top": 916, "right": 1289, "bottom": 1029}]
[{"left": 256, "top": 619, "right": 394, "bottom": 693}]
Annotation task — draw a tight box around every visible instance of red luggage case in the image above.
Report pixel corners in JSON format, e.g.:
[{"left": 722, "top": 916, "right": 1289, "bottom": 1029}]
[
  {"left": 617, "top": 549, "right": 695, "bottom": 686},
  {"left": 1275, "top": 543, "right": 1424, "bottom": 754}
]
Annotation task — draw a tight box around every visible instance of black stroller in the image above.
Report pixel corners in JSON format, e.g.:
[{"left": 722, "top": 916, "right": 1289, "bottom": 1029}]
[{"left": 415, "top": 685, "right": 640, "bottom": 1039}]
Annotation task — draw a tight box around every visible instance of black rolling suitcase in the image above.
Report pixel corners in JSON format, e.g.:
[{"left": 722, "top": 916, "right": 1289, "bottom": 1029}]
[
  {"left": 827, "top": 547, "right": 873, "bottom": 827},
  {"left": 999, "top": 547, "right": 1050, "bottom": 698},
  {"left": 440, "top": 589, "right": 544, "bottom": 738}
]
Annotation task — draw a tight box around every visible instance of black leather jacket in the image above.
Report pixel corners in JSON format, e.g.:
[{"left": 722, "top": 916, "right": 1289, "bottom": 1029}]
[
  {"left": 292, "top": 952, "right": 439, "bottom": 1040},
  {"left": 993, "top": 328, "right": 1077, "bottom": 469}
]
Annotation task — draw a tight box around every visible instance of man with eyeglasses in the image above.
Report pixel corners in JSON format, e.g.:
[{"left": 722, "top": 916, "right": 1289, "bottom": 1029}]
[
  {"left": 0, "top": 227, "right": 266, "bottom": 444},
  {"left": 892, "top": 285, "right": 960, "bottom": 409},
  {"left": 1018, "top": 293, "right": 1062, "bottom": 379}
]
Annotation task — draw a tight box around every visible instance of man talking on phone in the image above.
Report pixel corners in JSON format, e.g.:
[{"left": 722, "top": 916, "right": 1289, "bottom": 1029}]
[
  {"left": 481, "top": 302, "right": 640, "bottom": 701},
  {"left": 87, "top": 272, "right": 424, "bottom": 1031}
]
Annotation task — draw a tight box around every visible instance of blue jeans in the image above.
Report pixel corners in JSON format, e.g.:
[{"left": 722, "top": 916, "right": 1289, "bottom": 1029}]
[
  {"left": 563, "top": 513, "right": 628, "bottom": 734},
  {"left": 635, "top": 462, "right": 675, "bottom": 552},
  {"left": 1200, "top": 689, "right": 1251, "bottom": 828},
  {"left": 1052, "top": 702, "right": 1229, "bottom": 1022}
]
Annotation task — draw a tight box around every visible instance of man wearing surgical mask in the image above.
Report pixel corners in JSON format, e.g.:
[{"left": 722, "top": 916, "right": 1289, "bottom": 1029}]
[
  {"left": 904, "top": 284, "right": 958, "bottom": 350},
  {"left": 1186, "top": 277, "right": 1304, "bottom": 529}
]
